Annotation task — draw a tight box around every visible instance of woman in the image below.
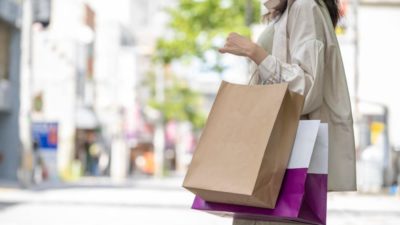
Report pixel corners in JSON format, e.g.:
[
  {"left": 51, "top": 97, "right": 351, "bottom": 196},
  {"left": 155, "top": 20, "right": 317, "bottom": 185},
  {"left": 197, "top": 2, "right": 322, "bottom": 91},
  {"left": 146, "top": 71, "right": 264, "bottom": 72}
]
[{"left": 219, "top": 0, "right": 357, "bottom": 224}]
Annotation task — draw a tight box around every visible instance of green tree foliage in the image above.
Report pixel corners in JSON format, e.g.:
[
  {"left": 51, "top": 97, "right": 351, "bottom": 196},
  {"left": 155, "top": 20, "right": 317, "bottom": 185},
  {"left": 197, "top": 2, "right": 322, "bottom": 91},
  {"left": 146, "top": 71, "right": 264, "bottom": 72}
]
[
  {"left": 147, "top": 0, "right": 260, "bottom": 129},
  {"left": 155, "top": 0, "right": 261, "bottom": 66},
  {"left": 145, "top": 71, "right": 206, "bottom": 129}
]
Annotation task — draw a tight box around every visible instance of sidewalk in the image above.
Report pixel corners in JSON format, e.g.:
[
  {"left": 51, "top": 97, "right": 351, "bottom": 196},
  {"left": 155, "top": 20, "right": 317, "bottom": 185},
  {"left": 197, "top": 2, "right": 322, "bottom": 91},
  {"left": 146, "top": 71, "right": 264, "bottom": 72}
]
[{"left": 0, "top": 176, "right": 399, "bottom": 225}]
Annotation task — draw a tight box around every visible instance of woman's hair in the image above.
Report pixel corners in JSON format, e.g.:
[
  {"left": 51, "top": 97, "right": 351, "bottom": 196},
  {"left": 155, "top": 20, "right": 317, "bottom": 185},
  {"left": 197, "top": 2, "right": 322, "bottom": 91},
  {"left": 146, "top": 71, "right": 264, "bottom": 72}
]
[
  {"left": 264, "top": 0, "right": 340, "bottom": 28},
  {"left": 319, "top": 0, "right": 340, "bottom": 28}
]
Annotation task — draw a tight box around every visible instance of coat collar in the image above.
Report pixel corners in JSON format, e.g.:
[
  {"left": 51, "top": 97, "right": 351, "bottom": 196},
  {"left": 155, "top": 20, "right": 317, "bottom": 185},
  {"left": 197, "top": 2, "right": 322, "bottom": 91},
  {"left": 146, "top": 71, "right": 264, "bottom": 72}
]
[{"left": 274, "top": 0, "right": 295, "bottom": 63}]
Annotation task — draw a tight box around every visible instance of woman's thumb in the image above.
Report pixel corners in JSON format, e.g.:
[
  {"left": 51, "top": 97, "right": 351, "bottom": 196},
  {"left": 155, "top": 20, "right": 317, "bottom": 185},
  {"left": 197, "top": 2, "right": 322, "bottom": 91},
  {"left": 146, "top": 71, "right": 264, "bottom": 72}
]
[{"left": 218, "top": 47, "right": 227, "bottom": 53}]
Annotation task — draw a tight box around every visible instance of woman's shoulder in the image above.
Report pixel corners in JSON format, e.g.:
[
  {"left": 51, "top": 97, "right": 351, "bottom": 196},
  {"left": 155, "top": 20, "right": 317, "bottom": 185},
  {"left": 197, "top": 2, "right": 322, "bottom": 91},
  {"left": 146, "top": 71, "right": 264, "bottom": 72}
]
[
  {"left": 286, "top": 0, "right": 328, "bottom": 43},
  {"left": 290, "top": 0, "right": 323, "bottom": 18},
  {"left": 288, "top": 0, "right": 327, "bottom": 28},
  {"left": 291, "top": 0, "right": 320, "bottom": 9}
]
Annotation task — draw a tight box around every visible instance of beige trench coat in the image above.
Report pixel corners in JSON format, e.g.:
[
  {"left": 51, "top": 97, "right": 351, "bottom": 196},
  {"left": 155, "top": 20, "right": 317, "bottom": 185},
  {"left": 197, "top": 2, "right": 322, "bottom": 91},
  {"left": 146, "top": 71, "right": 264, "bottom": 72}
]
[
  {"left": 251, "top": 0, "right": 357, "bottom": 192},
  {"left": 250, "top": 0, "right": 356, "bottom": 191},
  {"left": 233, "top": 0, "right": 356, "bottom": 224}
]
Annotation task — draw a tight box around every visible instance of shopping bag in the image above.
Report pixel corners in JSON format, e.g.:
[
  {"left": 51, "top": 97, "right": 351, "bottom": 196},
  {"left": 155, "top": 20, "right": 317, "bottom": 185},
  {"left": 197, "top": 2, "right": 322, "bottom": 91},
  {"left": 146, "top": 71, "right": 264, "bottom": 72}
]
[
  {"left": 192, "top": 121, "right": 329, "bottom": 225},
  {"left": 183, "top": 81, "right": 304, "bottom": 208}
]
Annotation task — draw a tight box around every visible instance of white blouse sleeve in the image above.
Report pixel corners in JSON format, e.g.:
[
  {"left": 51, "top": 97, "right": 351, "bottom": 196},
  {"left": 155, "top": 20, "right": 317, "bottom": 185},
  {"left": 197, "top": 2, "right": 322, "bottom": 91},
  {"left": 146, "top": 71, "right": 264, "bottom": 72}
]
[
  {"left": 257, "top": 39, "right": 325, "bottom": 115},
  {"left": 257, "top": 0, "right": 328, "bottom": 115}
]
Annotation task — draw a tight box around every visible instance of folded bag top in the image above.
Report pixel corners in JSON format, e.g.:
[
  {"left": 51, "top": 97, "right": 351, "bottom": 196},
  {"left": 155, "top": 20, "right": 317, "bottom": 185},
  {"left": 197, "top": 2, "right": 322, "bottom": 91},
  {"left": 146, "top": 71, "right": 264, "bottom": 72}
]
[{"left": 183, "top": 81, "right": 304, "bottom": 208}]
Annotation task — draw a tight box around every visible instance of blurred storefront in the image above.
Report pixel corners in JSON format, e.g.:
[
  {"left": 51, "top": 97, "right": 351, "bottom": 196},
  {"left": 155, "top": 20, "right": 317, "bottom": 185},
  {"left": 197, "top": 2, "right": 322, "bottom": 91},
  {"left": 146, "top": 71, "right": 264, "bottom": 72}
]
[
  {"left": 357, "top": 0, "right": 400, "bottom": 191},
  {"left": 0, "top": 0, "right": 22, "bottom": 181},
  {"left": 9, "top": 0, "right": 400, "bottom": 191},
  {"left": 16, "top": 0, "right": 179, "bottom": 183},
  {"left": 21, "top": 0, "right": 98, "bottom": 181},
  {"left": 336, "top": 0, "right": 400, "bottom": 192}
]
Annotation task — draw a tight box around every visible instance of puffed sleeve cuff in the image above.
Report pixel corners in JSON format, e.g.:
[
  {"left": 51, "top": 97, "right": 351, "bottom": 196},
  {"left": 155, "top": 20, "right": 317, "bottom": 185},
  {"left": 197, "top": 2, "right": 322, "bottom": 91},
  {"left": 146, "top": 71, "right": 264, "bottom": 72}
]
[{"left": 257, "top": 55, "right": 280, "bottom": 83}]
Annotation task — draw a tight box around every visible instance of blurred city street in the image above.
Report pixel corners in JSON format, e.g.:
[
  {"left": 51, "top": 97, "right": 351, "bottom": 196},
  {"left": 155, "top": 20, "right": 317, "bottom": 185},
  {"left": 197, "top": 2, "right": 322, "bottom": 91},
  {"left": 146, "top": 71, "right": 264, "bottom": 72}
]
[
  {"left": 0, "top": 176, "right": 400, "bottom": 225},
  {"left": 1, "top": 0, "right": 400, "bottom": 224}
]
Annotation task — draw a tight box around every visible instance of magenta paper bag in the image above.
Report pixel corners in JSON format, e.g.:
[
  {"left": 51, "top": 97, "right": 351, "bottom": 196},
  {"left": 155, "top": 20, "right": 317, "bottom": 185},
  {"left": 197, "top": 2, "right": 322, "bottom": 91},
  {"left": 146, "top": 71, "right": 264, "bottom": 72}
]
[{"left": 192, "top": 121, "right": 329, "bottom": 225}]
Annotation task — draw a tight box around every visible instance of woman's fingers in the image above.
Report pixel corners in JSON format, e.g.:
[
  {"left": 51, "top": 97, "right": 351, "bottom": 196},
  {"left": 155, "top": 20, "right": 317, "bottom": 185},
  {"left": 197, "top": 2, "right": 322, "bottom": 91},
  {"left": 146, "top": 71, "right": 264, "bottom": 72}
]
[
  {"left": 219, "top": 32, "right": 249, "bottom": 56},
  {"left": 219, "top": 41, "right": 235, "bottom": 53},
  {"left": 219, "top": 46, "right": 244, "bottom": 56},
  {"left": 218, "top": 46, "right": 233, "bottom": 54},
  {"left": 219, "top": 46, "right": 238, "bottom": 54},
  {"left": 226, "top": 33, "right": 242, "bottom": 44},
  {"left": 218, "top": 48, "right": 227, "bottom": 54}
]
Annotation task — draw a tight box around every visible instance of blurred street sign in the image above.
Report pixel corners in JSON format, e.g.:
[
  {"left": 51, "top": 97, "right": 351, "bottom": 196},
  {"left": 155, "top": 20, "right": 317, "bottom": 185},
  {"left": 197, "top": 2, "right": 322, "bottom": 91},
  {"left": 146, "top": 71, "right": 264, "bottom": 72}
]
[
  {"left": 32, "top": 122, "right": 59, "bottom": 180},
  {"left": 32, "top": 122, "right": 58, "bottom": 151},
  {"left": 371, "top": 121, "right": 385, "bottom": 145}
]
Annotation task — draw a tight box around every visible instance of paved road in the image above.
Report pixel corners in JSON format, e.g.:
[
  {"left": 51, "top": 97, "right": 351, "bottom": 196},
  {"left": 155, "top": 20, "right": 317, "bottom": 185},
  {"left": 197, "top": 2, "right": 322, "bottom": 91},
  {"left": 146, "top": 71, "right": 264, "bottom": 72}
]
[{"left": 0, "top": 177, "right": 399, "bottom": 225}]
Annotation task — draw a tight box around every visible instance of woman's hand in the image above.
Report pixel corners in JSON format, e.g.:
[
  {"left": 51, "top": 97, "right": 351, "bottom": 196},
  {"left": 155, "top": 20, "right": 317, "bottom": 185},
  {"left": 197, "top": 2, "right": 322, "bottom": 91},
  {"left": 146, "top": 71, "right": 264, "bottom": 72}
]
[{"left": 219, "top": 32, "right": 269, "bottom": 65}]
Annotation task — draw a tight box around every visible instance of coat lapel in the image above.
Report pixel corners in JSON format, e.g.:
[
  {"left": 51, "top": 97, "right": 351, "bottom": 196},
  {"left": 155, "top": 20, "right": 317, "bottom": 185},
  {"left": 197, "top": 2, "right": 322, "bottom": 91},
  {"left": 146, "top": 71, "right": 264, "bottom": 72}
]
[{"left": 273, "top": 0, "right": 295, "bottom": 63}]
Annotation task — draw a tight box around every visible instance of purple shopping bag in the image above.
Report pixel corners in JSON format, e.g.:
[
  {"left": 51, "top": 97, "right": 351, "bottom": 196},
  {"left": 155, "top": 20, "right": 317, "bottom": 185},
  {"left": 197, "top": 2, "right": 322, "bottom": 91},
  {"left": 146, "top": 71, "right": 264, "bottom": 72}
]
[{"left": 192, "top": 121, "right": 328, "bottom": 225}]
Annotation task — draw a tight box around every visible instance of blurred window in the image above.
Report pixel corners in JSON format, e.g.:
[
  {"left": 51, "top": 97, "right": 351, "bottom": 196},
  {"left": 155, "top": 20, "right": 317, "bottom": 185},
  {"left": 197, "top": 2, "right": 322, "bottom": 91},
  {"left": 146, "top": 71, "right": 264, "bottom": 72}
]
[
  {"left": 0, "top": 19, "right": 11, "bottom": 80},
  {"left": 32, "top": 0, "right": 51, "bottom": 27},
  {"left": 132, "top": 0, "right": 150, "bottom": 28}
]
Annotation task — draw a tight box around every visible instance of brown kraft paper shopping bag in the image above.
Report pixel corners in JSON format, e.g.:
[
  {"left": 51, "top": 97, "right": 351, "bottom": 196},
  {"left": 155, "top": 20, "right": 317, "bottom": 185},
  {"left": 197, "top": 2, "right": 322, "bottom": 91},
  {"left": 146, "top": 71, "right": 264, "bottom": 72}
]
[{"left": 183, "top": 81, "right": 304, "bottom": 208}]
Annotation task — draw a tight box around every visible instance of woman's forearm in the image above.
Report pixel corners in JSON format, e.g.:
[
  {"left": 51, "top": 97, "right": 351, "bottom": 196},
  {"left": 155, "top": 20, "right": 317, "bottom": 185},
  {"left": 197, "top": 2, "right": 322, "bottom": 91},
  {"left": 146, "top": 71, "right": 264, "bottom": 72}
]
[{"left": 248, "top": 44, "right": 269, "bottom": 65}]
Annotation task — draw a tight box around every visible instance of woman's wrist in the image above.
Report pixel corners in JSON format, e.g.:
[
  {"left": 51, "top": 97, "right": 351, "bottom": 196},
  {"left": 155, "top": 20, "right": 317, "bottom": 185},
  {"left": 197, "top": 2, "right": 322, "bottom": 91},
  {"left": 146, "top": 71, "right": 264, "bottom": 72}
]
[{"left": 248, "top": 43, "right": 268, "bottom": 65}]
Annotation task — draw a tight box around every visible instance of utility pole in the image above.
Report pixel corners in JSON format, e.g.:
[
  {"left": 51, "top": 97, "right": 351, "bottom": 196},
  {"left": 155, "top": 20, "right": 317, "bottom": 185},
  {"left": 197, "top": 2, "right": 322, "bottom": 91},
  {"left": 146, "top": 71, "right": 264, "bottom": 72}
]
[
  {"left": 19, "top": 0, "right": 51, "bottom": 186},
  {"left": 353, "top": 0, "right": 360, "bottom": 122},
  {"left": 18, "top": 0, "right": 34, "bottom": 187},
  {"left": 245, "top": 0, "right": 253, "bottom": 27},
  {"left": 154, "top": 64, "right": 165, "bottom": 177}
]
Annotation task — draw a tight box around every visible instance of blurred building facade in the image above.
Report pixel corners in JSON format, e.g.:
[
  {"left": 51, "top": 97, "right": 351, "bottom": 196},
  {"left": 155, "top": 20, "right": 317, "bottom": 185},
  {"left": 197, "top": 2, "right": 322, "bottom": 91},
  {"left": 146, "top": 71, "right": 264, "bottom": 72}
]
[
  {"left": 19, "top": 0, "right": 100, "bottom": 181},
  {"left": 15, "top": 0, "right": 178, "bottom": 182},
  {"left": 356, "top": 0, "right": 400, "bottom": 190},
  {"left": 1, "top": 0, "right": 398, "bottom": 190},
  {"left": 0, "top": 0, "right": 22, "bottom": 181},
  {"left": 335, "top": 0, "right": 400, "bottom": 191}
]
